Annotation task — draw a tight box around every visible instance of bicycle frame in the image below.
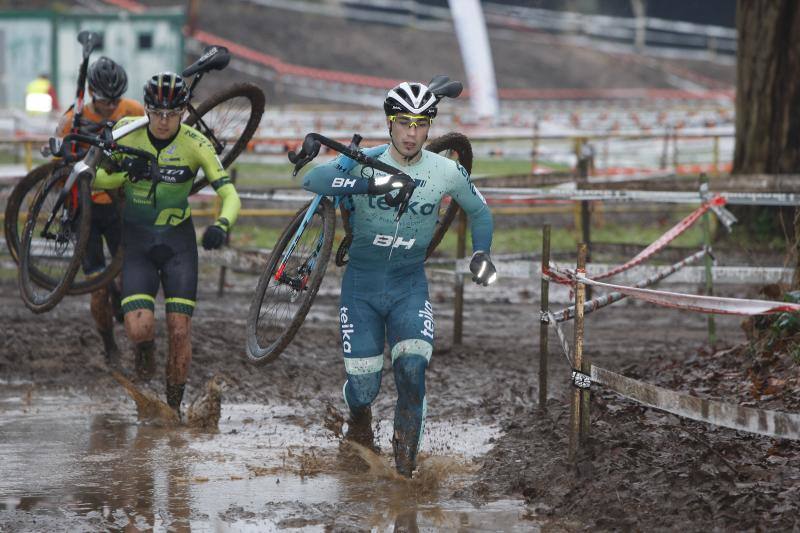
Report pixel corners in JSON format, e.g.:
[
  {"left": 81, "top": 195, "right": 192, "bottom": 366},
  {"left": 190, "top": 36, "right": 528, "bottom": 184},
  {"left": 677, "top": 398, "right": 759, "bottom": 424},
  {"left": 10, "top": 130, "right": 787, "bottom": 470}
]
[
  {"left": 273, "top": 194, "right": 341, "bottom": 288},
  {"left": 42, "top": 116, "right": 151, "bottom": 237},
  {"left": 274, "top": 131, "right": 413, "bottom": 289}
]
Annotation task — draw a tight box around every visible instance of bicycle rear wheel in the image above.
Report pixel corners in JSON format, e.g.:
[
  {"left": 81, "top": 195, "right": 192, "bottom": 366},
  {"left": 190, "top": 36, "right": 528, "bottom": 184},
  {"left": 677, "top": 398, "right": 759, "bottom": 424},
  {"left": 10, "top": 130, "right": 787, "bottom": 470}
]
[
  {"left": 18, "top": 172, "right": 91, "bottom": 313},
  {"left": 4, "top": 162, "right": 123, "bottom": 295},
  {"left": 246, "top": 198, "right": 335, "bottom": 365},
  {"left": 425, "top": 132, "right": 473, "bottom": 259},
  {"left": 185, "top": 82, "right": 265, "bottom": 194}
]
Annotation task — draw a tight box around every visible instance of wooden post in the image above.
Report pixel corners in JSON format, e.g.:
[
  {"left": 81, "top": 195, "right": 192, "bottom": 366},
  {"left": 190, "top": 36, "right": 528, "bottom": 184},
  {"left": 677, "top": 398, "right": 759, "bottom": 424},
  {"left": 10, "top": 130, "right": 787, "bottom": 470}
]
[
  {"left": 712, "top": 135, "right": 720, "bottom": 177},
  {"left": 700, "top": 173, "right": 716, "bottom": 345},
  {"left": 186, "top": 0, "right": 201, "bottom": 37},
  {"left": 531, "top": 120, "right": 540, "bottom": 174},
  {"left": 672, "top": 129, "right": 679, "bottom": 170},
  {"left": 453, "top": 209, "right": 467, "bottom": 346},
  {"left": 568, "top": 243, "right": 587, "bottom": 462},
  {"left": 217, "top": 168, "right": 237, "bottom": 297},
  {"left": 538, "top": 224, "right": 551, "bottom": 411},
  {"left": 24, "top": 141, "right": 32, "bottom": 171},
  {"left": 577, "top": 143, "right": 592, "bottom": 299}
]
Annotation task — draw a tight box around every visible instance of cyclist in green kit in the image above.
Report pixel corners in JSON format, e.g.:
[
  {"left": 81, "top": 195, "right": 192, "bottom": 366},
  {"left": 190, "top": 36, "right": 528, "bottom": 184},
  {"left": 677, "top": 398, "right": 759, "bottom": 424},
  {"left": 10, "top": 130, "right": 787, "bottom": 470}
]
[
  {"left": 302, "top": 79, "right": 496, "bottom": 477},
  {"left": 93, "top": 72, "right": 241, "bottom": 417}
]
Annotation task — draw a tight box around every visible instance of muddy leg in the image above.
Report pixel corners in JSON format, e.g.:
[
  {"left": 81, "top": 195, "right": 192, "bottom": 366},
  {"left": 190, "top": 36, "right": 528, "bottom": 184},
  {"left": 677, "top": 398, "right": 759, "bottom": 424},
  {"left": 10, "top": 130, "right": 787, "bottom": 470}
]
[
  {"left": 107, "top": 277, "right": 124, "bottom": 324},
  {"left": 342, "top": 355, "right": 383, "bottom": 451},
  {"left": 125, "top": 309, "right": 156, "bottom": 381},
  {"left": 392, "top": 354, "right": 428, "bottom": 478},
  {"left": 165, "top": 313, "right": 191, "bottom": 416},
  {"left": 91, "top": 286, "right": 119, "bottom": 367}
]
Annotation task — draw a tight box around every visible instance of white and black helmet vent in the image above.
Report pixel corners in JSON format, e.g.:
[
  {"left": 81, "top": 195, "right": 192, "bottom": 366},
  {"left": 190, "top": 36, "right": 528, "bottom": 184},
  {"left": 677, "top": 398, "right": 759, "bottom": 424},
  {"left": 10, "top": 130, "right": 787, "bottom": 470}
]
[{"left": 383, "top": 82, "right": 438, "bottom": 118}]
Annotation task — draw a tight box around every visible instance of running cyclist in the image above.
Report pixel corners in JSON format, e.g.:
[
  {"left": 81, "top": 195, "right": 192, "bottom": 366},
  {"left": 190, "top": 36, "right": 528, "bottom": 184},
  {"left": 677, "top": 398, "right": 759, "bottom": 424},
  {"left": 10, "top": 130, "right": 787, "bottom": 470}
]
[
  {"left": 56, "top": 57, "right": 144, "bottom": 366},
  {"left": 302, "top": 80, "right": 496, "bottom": 477},
  {"left": 92, "top": 72, "right": 241, "bottom": 417}
]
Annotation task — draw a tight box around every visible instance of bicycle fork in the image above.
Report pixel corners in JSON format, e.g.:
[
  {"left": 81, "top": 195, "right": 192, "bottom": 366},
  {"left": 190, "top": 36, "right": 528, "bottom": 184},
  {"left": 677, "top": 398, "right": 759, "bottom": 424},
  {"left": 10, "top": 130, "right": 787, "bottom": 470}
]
[{"left": 273, "top": 195, "right": 330, "bottom": 292}]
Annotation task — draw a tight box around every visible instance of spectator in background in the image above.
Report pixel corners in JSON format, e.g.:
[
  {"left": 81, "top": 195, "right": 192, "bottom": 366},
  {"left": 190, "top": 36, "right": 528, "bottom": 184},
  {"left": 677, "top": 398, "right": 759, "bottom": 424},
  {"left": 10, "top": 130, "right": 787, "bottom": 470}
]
[{"left": 26, "top": 73, "right": 58, "bottom": 114}]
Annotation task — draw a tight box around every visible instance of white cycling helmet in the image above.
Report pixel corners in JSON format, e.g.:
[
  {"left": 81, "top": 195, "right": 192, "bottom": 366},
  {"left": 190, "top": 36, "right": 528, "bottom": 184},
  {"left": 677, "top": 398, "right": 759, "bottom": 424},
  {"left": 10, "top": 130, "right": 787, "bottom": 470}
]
[{"left": 383, "top": 82, "right": 438, "bottom": 118}]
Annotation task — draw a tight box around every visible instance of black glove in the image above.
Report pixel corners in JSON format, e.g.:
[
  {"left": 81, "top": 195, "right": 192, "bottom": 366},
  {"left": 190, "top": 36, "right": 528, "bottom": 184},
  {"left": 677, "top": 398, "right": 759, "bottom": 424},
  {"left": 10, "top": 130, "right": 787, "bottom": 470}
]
[
  {"left": 120, "top": 157, "right": 152, "bottom": 183},
  {"left": 202, "top": 219, "right": 229, "bottom": 250},
  {"left": 367, "top": 172, "right": 414, "bottom": 195},
  {"left": 469, "top": 251, "right": 497, "bottom": 286}
]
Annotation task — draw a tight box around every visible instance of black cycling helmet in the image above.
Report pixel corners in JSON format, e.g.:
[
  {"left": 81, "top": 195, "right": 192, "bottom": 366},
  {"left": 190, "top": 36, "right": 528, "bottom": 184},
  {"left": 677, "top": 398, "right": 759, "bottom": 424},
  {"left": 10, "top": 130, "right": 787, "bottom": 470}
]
[
  {"left": 143, "top": 72, "right": 190, "bottom": 109},
  {"left": 88, "top": 56, "right": 128, "bottom": 99},
  {"left": 383, "top": 82, "right": 438, "bottom": 119}
]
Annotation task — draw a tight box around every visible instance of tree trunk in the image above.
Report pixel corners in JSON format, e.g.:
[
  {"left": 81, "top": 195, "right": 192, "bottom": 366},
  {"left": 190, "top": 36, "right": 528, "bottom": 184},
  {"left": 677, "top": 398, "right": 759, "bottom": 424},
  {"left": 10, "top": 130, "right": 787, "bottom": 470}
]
[
  {"left": 734, "top": 1, "right": 800, "bottom": 288},
  {"left": 734, "top": 1, "right": 800, "bottom": 173}
]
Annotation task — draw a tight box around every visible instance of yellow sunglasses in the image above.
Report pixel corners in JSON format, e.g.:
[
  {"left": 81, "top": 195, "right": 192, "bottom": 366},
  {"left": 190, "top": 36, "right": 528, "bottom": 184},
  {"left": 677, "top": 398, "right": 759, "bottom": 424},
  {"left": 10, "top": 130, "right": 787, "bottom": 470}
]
[{"left": 389, "top": 114, "right": 433, "bottom": 128}]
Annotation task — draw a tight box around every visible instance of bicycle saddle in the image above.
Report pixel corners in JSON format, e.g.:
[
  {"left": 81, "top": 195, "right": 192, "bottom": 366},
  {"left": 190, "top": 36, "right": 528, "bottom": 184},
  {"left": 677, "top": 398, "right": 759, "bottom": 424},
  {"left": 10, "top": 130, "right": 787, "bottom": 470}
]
[{"left": 182, "top": 45, "right": 231, "bottom": 77}]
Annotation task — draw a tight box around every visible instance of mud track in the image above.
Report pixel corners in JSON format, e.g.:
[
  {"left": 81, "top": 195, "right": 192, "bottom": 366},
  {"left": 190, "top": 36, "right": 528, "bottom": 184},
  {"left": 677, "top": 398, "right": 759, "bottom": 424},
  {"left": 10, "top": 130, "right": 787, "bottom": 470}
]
[{"left": 2, "top": 270, "right": 799, "bottom": 531}]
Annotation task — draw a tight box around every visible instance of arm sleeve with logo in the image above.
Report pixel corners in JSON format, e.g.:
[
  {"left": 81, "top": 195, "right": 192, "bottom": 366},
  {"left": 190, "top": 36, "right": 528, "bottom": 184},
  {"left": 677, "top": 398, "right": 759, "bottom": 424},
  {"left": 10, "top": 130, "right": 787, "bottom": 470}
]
[
  {"left": 198, "top": 136, "right": 241, "bottom": 227},
  {"left": 93, "top": 165, "right": 127, "bottom": 190},
  {"left": 447, "top": 161, "right": 493, "bottom": 253},
  {"left": 301, "top": 144, "right": 387, "bottom": 196}
]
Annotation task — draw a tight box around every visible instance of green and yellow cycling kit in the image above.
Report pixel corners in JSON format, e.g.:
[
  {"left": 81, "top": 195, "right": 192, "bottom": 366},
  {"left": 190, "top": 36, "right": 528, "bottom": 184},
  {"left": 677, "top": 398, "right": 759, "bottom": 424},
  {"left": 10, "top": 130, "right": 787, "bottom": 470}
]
[
  {"left": 94, "top": 117, "right": 240, "bottom": 228},
  {"left": 93, "top": 117, "right": 241, "bottom": 316}
]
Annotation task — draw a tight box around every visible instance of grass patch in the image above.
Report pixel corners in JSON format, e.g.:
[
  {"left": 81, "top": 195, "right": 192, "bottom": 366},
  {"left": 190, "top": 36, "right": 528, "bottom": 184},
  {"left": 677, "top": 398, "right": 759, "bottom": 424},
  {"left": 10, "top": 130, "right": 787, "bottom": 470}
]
[
  {"left": 229, "top": 218, "right": 705, "bottom": 256},
  {"left": 227, "top": 156, "right": 548, "bottom": 190},
  {"left": 0, "top": 150, "right": 47, "bottom": 168},
  {"left": 230, "top": 161, "right": 299, "bottom": 189},
  {"left": 471, "top": 158, "right": 534, "bottom": 177},
  {"left": 431, "top": 221, "right": 704, "bottom": 256}
]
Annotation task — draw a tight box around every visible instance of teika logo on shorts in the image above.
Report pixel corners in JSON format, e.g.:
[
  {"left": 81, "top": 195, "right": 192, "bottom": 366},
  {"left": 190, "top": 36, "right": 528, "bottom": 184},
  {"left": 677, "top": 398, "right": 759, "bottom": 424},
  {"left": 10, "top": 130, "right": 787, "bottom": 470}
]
[
  {"left": 418, "top": 300, "right": 434, "bottom": 339},
  {"left": 340, "top": 306, "right": 354, "bottom": 353}
]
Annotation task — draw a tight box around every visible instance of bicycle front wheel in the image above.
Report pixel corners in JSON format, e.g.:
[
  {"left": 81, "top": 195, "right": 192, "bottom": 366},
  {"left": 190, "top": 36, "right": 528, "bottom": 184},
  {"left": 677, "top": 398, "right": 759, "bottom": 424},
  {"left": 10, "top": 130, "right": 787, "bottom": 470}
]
[
  {"left": 18, "top": 172, "right": 91, "bottom": 313},
  {"left": 4, "top": 162, "right": 59, "bottom": 264},
  {"left": 5, "top": 162, "right": 123, "bottom": 295},
  {"left": 185, "top": 83, "right": 265, "bottom": 194},
  {"left": 246, "top": 198, "right": 335, "bottom": 365}
]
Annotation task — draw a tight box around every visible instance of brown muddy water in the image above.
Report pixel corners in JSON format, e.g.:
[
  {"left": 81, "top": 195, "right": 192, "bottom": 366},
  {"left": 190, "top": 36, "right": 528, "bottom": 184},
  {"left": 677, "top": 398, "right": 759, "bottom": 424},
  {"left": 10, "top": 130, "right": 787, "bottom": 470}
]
[
  {"left": 0, "top": 385, "right": 538, "bottom": 531},
  {"left": 0, "top": 268, "right": 753, "bottom": 531}
]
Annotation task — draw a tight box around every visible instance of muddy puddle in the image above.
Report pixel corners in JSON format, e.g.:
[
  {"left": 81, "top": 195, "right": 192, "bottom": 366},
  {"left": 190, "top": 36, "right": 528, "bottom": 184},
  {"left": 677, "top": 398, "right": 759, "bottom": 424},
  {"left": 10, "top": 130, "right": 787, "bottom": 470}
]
[{"left": 0, "top": 387, "right": 540, "bottom": 531}]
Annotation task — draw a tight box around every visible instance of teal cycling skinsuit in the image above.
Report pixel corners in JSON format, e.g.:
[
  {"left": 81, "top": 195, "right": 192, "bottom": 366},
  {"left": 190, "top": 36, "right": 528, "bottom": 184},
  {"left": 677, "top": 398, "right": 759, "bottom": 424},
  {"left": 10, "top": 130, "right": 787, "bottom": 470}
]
[{"left": 302, "top": 144, "right": 493, "bottom": 467}]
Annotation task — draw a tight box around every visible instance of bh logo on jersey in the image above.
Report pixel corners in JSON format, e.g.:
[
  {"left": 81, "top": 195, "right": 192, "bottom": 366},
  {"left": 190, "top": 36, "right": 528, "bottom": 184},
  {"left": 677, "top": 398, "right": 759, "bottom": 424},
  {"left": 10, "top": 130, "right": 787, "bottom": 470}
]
[
  {"left": 331, "top": 177, "right": 357, "bottom": 188},
  {"left": 418, "top": 300, "right": 434, "bottom": 339},
  {"left": 373, "top": 234, "right": 415, "bottom": 249},
  {"left": 340, "top": 306, "right": 355, "bottom": 353}
]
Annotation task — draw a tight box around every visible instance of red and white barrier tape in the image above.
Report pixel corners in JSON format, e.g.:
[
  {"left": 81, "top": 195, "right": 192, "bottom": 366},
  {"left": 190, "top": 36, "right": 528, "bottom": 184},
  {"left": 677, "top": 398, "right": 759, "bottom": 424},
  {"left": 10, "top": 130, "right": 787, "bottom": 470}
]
[
  {"left": 543, "top": 194, "right": 726, "bottom": 285},
  {"left": 577, "top": 275, "right": 800, "bottom": 316},
  {"left": 591, "top": 194, "right": 726, "bottom": 280}
]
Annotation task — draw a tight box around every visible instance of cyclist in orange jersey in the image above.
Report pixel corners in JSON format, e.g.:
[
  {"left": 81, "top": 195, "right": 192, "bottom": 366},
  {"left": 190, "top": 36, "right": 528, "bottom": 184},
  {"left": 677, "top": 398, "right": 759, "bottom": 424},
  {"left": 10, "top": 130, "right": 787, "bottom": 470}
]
[{"left": 56, "top": 57, "right": 144, "bottom": 366}]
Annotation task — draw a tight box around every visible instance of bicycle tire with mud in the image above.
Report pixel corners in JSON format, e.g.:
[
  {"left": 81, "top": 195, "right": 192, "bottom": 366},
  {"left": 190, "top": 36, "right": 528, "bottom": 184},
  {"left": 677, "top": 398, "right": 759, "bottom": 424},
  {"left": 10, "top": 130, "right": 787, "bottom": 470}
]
[
  {"left": 18, "top": 173, "right": 92, "bottom": 313},
  {"left": 246, "top": 198, "right": 335, "bottom": 364},
  {"left": 4, "top": 162, "right": 123, "bottom": 295},
  {"left": 185, "top": 83, "right": 265, "bottom": 195}
]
